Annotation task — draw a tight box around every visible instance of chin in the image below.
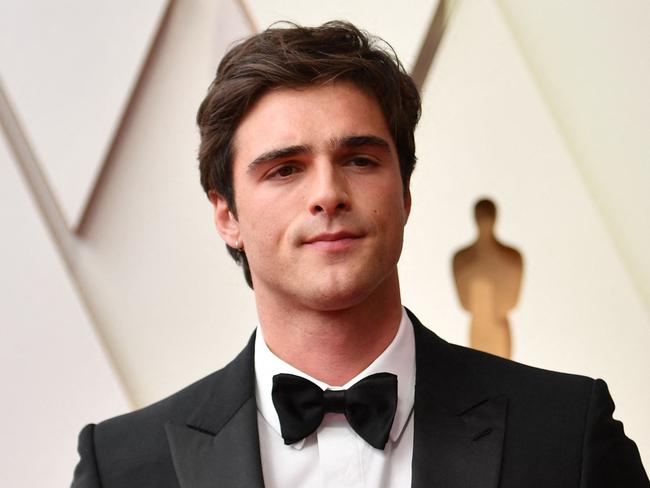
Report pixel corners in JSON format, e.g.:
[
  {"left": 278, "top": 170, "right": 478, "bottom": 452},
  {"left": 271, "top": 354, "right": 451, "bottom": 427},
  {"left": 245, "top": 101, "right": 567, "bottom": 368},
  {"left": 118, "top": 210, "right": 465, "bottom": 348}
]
[{"left": 299, "top": 274, "right": 383, "bottom": 312}]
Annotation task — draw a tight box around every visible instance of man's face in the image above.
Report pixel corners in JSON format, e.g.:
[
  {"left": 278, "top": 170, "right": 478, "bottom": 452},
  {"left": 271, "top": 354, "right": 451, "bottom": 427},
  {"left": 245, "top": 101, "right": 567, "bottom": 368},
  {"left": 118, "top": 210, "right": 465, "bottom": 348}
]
[{"left": 212, "top": 81, "right": 410, "bottom": 312}]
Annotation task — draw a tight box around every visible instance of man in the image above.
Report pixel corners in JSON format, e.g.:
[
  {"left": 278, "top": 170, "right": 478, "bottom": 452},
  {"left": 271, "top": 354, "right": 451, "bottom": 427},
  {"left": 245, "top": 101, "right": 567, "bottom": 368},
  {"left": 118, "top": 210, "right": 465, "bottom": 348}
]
[{"left": 71, "top": 21, "right": 648, "bottom": 487}]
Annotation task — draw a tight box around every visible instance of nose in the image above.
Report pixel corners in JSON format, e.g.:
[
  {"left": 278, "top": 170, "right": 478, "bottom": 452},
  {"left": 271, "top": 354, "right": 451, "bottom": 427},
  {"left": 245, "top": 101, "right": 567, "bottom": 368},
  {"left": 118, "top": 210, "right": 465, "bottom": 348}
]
[{"left": 308, "top": 161, "right": 350, "bottom": 216}]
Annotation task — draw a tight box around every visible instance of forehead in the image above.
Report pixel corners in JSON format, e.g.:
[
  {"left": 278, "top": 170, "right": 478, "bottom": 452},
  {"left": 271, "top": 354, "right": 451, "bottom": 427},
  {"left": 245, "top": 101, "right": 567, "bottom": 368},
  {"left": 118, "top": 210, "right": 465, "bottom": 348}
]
[{"left": 232, "top": 81, "right": 394, "bottom": 164}]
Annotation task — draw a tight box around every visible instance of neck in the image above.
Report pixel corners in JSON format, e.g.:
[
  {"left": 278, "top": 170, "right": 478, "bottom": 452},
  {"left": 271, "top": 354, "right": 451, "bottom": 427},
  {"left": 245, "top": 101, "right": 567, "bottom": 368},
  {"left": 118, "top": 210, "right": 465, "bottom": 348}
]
[
  {"left": 255, "top": 273, "right": 403, "bottom": 386},
  {"left": 476, "top": 229, "right": 497, "bottom": 246}
]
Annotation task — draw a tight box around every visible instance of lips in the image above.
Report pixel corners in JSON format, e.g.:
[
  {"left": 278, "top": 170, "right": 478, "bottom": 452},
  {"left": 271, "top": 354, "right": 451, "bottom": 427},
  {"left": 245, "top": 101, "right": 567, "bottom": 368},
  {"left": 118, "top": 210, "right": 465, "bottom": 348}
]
[
  {"left": 304, "top": 231, "right": 359, "bottom": 243},
  {"left": 302, "top": 230, "right": 363, "bottom": 250}
]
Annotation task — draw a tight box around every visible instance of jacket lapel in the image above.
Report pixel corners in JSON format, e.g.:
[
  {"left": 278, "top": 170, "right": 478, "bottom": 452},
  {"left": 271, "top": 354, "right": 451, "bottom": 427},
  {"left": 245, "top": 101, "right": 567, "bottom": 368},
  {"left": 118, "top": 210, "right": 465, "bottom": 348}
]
[
  {"left": 409, "top": 311, "right": 507, "bottom": 488},
  {"left": 165, "top": 334, "right": 265, "bottom": 488}
]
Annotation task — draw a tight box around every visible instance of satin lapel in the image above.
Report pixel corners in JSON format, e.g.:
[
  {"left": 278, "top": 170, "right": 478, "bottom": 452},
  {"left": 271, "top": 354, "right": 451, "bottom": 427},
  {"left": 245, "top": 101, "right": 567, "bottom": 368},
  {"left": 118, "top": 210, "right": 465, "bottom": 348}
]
[
  {"left": 165, "top": 332, "right": 264, "bottom": 488},
  {"left": 408, "top": 311, "right": 507, "bottom": 488},
  {"left": 166, "top": 398, "right": 264, "bottom": 488}
]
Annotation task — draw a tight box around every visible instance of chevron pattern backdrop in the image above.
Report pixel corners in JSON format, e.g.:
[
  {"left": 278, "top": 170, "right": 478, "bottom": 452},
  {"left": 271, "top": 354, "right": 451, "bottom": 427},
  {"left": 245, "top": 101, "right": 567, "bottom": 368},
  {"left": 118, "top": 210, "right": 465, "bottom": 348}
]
[{"left": 1, "top": 1, "right": 648, "bottom": 485}]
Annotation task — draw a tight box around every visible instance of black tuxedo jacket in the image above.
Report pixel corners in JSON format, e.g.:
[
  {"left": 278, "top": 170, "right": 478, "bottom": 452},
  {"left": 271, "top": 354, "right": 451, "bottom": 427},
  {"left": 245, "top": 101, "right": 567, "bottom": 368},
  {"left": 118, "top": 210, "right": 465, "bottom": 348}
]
[{"left": 72, "top": 312, "right": 648, "bottom": 487}]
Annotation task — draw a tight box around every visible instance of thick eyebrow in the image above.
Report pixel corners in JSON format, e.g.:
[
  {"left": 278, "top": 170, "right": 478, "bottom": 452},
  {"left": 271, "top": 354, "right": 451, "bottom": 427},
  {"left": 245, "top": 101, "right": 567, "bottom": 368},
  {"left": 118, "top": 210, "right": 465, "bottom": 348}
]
[
  {"left": 248, "top": 144, "right": 312, "bottom": 171},
  {"left": 333, "top": 135, "right": 391, "bottom": 152}
]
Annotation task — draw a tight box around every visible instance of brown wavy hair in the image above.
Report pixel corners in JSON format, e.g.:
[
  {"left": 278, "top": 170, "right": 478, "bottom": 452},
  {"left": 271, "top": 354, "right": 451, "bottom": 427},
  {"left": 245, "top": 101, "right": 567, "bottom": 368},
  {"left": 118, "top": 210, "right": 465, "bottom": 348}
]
[{"left": 197, "top": 21, "right": 421, "bottom": 287}]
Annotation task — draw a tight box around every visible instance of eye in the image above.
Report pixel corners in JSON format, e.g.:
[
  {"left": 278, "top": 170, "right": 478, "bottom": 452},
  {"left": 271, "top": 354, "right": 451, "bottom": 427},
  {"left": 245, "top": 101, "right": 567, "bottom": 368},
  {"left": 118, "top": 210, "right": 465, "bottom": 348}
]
[
  {"left": 346, "top": 156, "right": 377, "bottom": 168},
  {"left": 267, "top": 163, "right": 301, "bottom": 180}
]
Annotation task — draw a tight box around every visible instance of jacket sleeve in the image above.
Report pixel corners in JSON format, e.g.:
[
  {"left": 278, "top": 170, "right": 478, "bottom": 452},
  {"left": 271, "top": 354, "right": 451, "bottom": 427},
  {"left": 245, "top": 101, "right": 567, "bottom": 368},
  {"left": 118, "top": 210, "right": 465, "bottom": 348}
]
[
  {"left": 580, "top": 379, "right": 649, "bottom": 487},
  {"left": 71, "top": 424, "right": 102, "bottom": 488}
]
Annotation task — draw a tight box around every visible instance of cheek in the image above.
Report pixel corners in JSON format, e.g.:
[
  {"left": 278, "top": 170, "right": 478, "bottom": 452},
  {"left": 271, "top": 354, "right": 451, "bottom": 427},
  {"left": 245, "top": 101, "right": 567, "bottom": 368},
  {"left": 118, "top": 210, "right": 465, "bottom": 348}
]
[
  {"left": 238, "top": 204, "right": 289, "bottom": 253},
  {"left": 377, "top": 186, "right": 409, "bottom": 225}
]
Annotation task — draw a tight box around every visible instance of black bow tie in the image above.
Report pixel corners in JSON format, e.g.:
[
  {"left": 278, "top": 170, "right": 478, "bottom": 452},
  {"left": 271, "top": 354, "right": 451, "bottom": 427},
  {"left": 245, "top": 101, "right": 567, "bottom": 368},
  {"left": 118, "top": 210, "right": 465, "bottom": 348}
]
[{"left": 271, "top": 372, "right": 398, "bottom": 450}]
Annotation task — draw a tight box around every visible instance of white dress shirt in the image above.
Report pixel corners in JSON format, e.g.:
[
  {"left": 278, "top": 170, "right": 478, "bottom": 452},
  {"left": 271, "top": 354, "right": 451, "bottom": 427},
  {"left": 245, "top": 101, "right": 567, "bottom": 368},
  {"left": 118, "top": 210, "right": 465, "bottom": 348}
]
[{"left": 254, "top": 308, "right": 416, "bottom": 488}]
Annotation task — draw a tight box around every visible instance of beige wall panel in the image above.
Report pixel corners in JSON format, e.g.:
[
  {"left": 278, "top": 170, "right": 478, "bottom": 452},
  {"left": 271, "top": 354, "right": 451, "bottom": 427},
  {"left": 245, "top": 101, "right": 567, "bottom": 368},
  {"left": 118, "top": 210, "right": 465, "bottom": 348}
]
[
  {"left": 0, "top": 136, "right": 129, "bottom": 486},
  {"left": 400, "top": 0, "right": 649, "bottom": 464},
  {"left": 73, "top": 0, "right": 255, "bottom": 408},
  {"left": 242, "top": 0, "right": 439, "bottom": 72},
  {"left": 498, "top": 0, "right": 650, "bottom": 314},
  {"left": 0, "top": 0, "right": 168, "bottom": 227}
]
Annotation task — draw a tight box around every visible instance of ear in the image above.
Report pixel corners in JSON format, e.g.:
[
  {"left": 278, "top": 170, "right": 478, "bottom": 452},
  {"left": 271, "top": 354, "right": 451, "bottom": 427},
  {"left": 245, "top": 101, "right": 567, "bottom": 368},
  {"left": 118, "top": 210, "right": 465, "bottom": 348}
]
[
  {"left": 208, "top": 190, "right": 240, "bottom": 248},
  {"left": 403, "top": 186, "right": 412, "bottom": 225}
]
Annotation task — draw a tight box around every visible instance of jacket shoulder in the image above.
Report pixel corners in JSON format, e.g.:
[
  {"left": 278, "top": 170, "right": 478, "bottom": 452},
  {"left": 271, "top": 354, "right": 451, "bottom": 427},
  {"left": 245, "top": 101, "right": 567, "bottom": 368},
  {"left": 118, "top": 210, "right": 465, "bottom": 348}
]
[
  {"left": 411, "top": 313, "right": 595, "bottom": 400},
  {"left": 412, "top": 316, "right": 649, "bottom": 484},
  {"left": 412, "top": 316, "right": 596, "bottom": 439},
  {"left": 447, "top": 339, "right": 595, "bottom": 396},
  {"left": 85, "top": 333, "right": 256, "bottom": 486}
]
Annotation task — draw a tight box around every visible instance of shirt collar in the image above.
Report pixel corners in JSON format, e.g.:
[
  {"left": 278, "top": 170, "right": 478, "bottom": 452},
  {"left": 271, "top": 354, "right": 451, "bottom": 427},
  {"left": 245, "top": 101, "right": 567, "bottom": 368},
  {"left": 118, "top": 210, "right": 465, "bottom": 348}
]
[{"left": 254, "top": 307, "right": 416, "bottom": 449}]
